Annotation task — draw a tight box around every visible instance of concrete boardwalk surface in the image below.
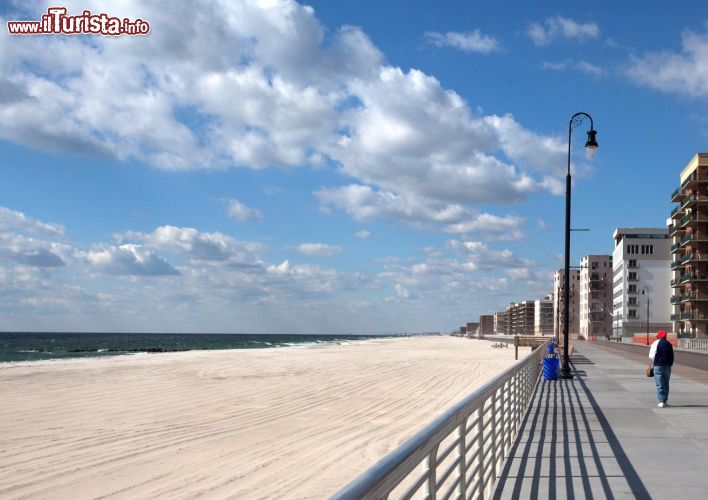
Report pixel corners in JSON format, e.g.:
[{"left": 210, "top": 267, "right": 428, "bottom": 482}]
[{"left": 493, "top": 342, "right": 708, "bottom": 499}]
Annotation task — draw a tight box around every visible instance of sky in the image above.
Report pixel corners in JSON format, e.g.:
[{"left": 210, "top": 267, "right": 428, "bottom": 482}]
[{"left": 1, "top": 0, "right": 707, "bottom": 334}]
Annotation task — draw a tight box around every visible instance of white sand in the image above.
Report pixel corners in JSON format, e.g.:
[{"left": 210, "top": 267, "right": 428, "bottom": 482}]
[{"left": 0, "top": 336, "right": 527, "bottom": 499}]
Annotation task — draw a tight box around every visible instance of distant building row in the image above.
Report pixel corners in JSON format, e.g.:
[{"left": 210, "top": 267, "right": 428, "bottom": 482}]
[
  {"left": 463, "top": 228, "right": 672, "bottom": 340},
  {"left": 460, "top": 153, "right": 708, "bottom": 340}
]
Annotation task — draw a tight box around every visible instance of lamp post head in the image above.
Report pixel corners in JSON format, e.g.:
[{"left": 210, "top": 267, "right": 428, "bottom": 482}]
[{"left": 585, "top": 129, "right": 598, "bottom": 159}]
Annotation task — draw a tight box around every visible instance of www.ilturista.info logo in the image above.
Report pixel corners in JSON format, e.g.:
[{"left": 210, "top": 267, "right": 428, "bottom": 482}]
[{"left": 7, "top": 7, "right": 150, "bottom": 36}]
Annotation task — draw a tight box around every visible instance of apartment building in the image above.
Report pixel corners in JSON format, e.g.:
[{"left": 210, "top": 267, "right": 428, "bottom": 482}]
[
  {"left": 506, "top": 301, "right": 535, "bottom": 336},
  {"left": 579, "top": 255, "right": 613, "bottom": 339},
  {"left": 493, "top": 311, "right": 507, "bottom": 334},
  {"left": 466, "top": 322, "right": 479, "bottom": 337},
  {"left": 670, "top": 153, "right": 708, "bottom": 338},
  {"left": 612, "top": 228, "right": 671, "bottom": 339},
  {"left": 534, "top": 294, "right": 554, "bottom": 336},
  {"left": 553, "top": 269, "right": 580, "bottom": 339},
  {"left": 479, "top": 315, "right": 494, "bottom": 337}
]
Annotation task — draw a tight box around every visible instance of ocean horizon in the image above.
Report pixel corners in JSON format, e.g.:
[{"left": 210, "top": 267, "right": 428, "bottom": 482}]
[{"left": 0, "top": 331, "right": 414, "bottom": 363}]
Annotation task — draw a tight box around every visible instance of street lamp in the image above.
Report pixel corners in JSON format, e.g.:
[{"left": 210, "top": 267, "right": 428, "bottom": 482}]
[
  {"left": 642, "top": 286, "right": 650, "bottom": 345},
  {"left": 560, "top": 112, "right": 598, "bottom": 380}
]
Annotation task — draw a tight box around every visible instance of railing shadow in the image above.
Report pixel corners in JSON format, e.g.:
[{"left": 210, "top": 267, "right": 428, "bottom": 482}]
[{"left": 493, "top": 358, "right": 650, "bottom": 499}]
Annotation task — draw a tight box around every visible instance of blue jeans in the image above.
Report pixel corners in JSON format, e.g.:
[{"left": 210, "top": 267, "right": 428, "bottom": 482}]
[{"left": 654, "top": 365, "right": 672, "bottom": 403}]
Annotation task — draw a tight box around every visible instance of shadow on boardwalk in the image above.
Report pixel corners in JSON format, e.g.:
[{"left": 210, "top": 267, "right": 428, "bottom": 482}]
[{"left": 493, "top": 354, "right": 649, "bottom": 499}]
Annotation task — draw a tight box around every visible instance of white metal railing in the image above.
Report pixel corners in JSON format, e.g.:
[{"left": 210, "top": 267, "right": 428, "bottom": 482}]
[
  {"left": 678, "top": 338, "right": 708, "bottom": 352},
  {"left": 331, "top": 343, "right": 547, "bottom": 500}
]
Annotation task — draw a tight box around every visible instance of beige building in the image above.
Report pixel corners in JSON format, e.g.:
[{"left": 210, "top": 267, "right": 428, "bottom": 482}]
[
  {"left": 612, "top": 228, "right": 671, "bottom": 340},
  {"left": 534, "top": 295, "right": 554, "bottom": 336},
  {"left": 553, "top": 269, "right": 580, "bottom": 339},
  {"left": 670, "top": 153, "right": 708, "bottom": 338},
  {"left": 579, "top": 255, "right": 613, "bottom": 339},
  {"left": 506, "top": 301, "right": 535, "bottom": 336},
  {"left": 493, "top": 311, "right": 507, "bottom": 334}
]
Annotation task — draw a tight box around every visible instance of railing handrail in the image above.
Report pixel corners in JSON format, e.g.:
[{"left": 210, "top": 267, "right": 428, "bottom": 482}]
[
  {"left": 678, "top": 338, "right": 708, "bottom": 352},
  {"left": 331, "top": 343, "right": 547, "bottom": 499}
]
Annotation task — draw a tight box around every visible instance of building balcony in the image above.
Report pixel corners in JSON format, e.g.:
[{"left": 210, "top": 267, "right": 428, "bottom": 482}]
[
  {"left": 671, "top": 260, "right": 685, "bottom": 270},
  {"left": 681, "top": 173, "right": 708, "bottom": 190},
  {"left": 680, "top": 233, "right": 708, "bottom": 246},
  {"left": 671, "top": 313, "right": 680, "bottom": 321},
  {"left": 671, "top": 187, "right": 684, "bottom": 202},
  {"left": 681, "top": 214, "right": 708, "bottom": 228},
  {"left": 681, "top": 193, "right": 708, "bottom": 210},
  {"left": 669, "top": 224, "right": 685, "bottom": 236},
  {"left": 671, "top": 295, "right": 682, "bottom": 304},
  {"left": 671, "top": 205, "right": 685, "bottom": 219},
  {"left": 681, "top": 312, "right": 708, "bottom": 321}
]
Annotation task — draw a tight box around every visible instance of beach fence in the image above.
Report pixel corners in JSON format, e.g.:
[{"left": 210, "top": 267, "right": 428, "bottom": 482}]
[{"left": 331, "top": 341, "right": 547, "bottom": 500}]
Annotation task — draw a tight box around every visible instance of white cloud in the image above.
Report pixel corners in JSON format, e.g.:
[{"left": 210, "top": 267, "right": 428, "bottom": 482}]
[
  {"left": 444, "top": 213, "right": 526, "bottom": 240},
  {"left": 316, "top": 184, "right": 527, "bottom": 240},
  {"left": 354, "top": 230, "right": 371, "bottom": 238},
  {"left": 0, "top": 206, "right": 66, "bottom": 237},
  {"left": 626, "top": 29, "right": 708, "bottom": 98},
  {"left": 541, "top": 60, "right": 606, "bottom": 79},
  {"left": 296, "top": 243, "right": 343, "bottom": 257},
  {"left": 395, "top": 283, "right": 410, "bottom": 299},
  {"left": 528, "top": 17, "right": 599, "bottom": 46},
  {"left": 425, "top": 30, "right": 501, "bottom": 54},
  {"left": 85, "top": 244, "right": 180, "bottom": 276},
  {"left": 117, "top": 225, "right": 265, "bottom": 265},
  {"left": 1, "top": 1, "right": 569, "bottom": 214},
  {"left": 226, "top": 199, "right": 264, "bottom": 222},
  {"left": 334, "top": 68, "right": 564, "bottom": 205}
]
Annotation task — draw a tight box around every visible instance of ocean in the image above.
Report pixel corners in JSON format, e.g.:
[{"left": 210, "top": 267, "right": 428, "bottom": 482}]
[{"left": 0, "top": 332, "right": 395, "bottom": 363}]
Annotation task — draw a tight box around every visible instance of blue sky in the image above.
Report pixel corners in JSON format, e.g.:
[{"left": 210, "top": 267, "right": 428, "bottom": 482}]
[{"left": 1, "top": 0, "right": 707, "bottom": 333}]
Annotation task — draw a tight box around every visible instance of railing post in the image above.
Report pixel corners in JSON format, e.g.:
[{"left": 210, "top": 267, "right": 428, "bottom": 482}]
[
  {"left": 477, "top": 403, "right": 484, "bottom": 498},
  {"left": 426, "top": 446, "right": 438, "bottom": 499},
  {"left": 458, "top": 420, "right": 467, "bottom": 498},
  {"left": 491, "top": 391, "right": 499, "bottom": 486}
]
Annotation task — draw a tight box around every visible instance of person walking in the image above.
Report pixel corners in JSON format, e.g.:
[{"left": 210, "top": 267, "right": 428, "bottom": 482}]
[{"left": 649, "top": 330, "right": 674, "bottom": 408}]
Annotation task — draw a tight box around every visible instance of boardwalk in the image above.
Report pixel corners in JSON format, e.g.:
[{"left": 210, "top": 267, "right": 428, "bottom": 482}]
[{"left": 494, "top": 342, "right": 708, "bottom": 499}]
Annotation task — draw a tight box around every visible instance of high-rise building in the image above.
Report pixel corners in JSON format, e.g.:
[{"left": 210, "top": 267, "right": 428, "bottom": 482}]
[
  {"left": 505, "top": 303, "right": 514, "bottom": 335},
  {"left": 612, "top": 228, "right": 671, "bottom": 340},
  {"left": 534, "top": 295, "right": 554, "bottom": 336},
  {"left": 493, "top": 311, "right": 507, "bottom": 335},
  {"left": 670, "top": 153, "right": 708, "bottom": 338},
  {"left": 579, "top": 255, "right": 613, "bottom": 339},
  {"left": 506, "top": 301, "right": 535, "bottom": 336},
  {"left": 466, "top": 322, "right": 479, "bottom": 337},
  {"left": 553, "top": 269, "right": 580, "bottom": 339},
  {"left": 479, "top": 315, "right": 494, "bottom": 337}
]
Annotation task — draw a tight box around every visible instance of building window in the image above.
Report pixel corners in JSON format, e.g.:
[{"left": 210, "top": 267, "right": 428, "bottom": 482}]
[
  {"left": 628, "top": 284, "right": 637, "bottom": 293},
  {"left": 591, "top": 261, "right": 599, "bottom": 269},
  {"left": 628, "top": 297, "right": 637, "bottom": 306},
  {"left": 628, "top": 309, "right": 638, "bottom": 319},
  {"left": 629, "top": 259, "right": 637, "bottom": 268},
  {"left": 628, "top": 272, "right": 637, "bottom": 281}
]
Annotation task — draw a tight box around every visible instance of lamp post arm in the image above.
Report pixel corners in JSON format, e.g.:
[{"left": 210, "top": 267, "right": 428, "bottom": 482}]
[{"left": 567, "top": 112, "right": 595, "bottom": 175}]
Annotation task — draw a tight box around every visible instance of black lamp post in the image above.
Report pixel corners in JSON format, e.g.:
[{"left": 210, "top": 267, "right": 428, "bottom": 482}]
[
  {"left": 642, "top": 286, "right": 650, "bottom": 345},
  {"left": 560, "top": 113, "right": 598, "bottom": 380}
]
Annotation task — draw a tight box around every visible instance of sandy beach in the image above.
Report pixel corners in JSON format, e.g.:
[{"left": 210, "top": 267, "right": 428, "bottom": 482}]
[{"left": 0, "top": 336, "right": 526, "bottom": 499}]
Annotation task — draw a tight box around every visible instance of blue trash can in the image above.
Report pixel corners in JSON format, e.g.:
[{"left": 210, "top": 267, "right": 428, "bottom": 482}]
[{"left": 543, "top": 357, "right": 560, "bottom": 380}]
